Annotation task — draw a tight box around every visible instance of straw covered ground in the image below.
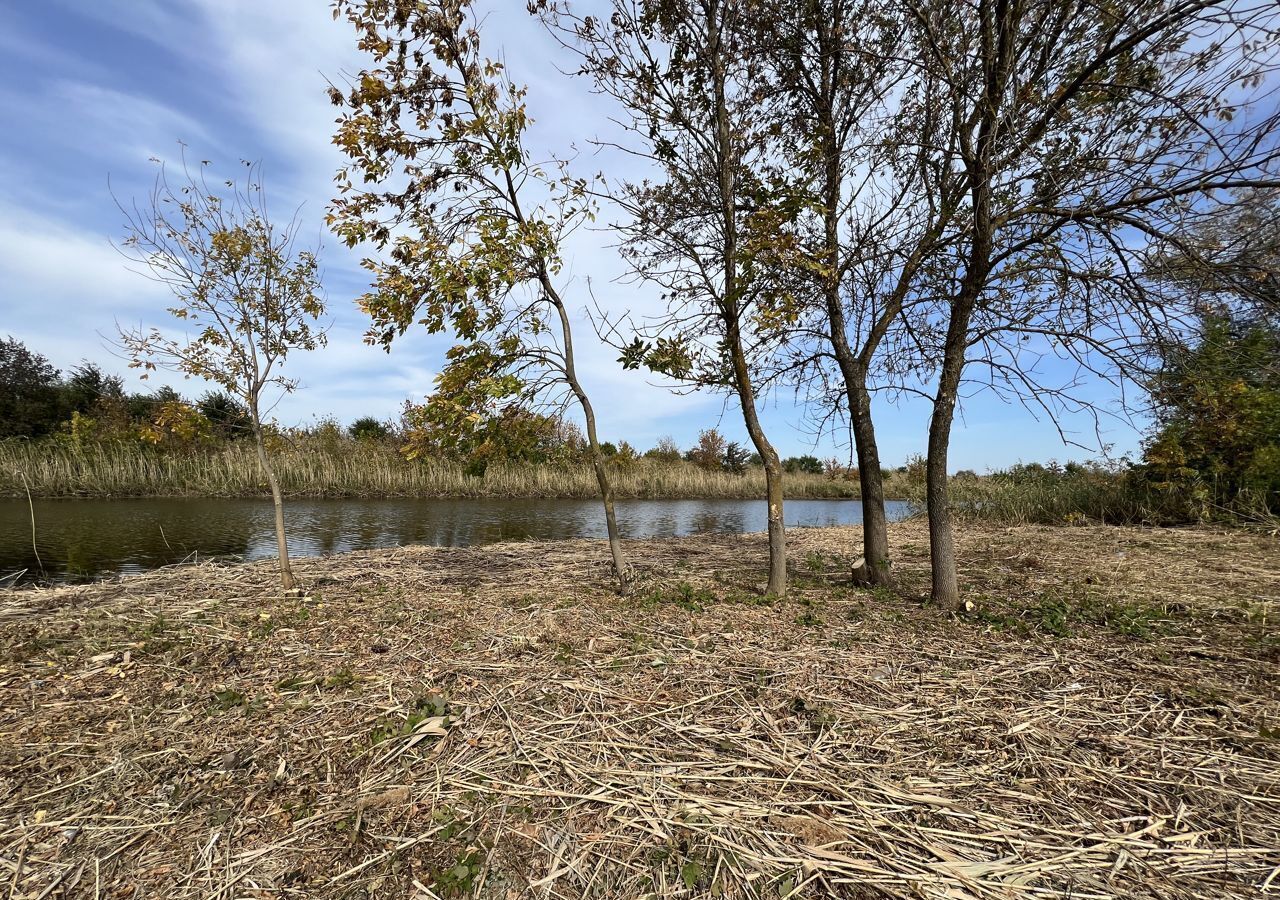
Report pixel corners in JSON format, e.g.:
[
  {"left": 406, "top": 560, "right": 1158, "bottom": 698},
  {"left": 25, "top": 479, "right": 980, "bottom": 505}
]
[{"left": 0, "top": 521, "right": 1277, "bottom": 899}]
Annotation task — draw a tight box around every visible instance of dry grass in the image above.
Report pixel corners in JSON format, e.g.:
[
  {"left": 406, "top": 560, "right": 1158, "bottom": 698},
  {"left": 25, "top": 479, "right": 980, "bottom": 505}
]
[
  {"left": 0, "top": 441, "right": 855, "bottom": 500},
  {"left": 0, "top": 522, "right": 1277, "bottom": 899}
]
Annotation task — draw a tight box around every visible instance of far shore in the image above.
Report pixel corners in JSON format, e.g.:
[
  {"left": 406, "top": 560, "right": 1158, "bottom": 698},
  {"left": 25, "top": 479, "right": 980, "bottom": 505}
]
[
  {"left": 0, "top": 441, "right": 871, "bottom": 501},
  {"left": 1, "top": 486, "right": 865, "bottom": 501}
]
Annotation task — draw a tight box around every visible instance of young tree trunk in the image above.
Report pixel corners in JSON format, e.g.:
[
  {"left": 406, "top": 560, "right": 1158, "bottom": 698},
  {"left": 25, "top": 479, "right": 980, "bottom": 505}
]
[
  {"left": 711, "top": 5, "right": 787, "bottom": 599},
  {"left": 743, "top": 422, "right": 787, "bottom": 596},
  {"left": 811, "top": 55, "right": 895, "bottom": 588},
  {"left": 761, "top": 447, "right": 787, "bottom": 597},
  {"left": 727, "top": 341, "right": 788, "bottom": 597},
  {"left": 251, "top": 412, "right": 295, "bottom": 591},
  {"left": 557, "top": 322, "right": 629, "bottom": 594},
  {"left": 548, "top": 286, "right": 629, "bottom": 592},
  {"left": 585, "top": 430, "right": 629, "bottom": 592}
]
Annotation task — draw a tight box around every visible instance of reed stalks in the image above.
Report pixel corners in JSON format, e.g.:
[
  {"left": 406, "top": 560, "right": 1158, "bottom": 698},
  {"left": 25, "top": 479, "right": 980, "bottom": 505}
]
[
  {"left": 897, "top": 461, "right": 1276, "bottom": 528},
  {"left": 0, "top": 440, "right": 858, "bottom": 500}
]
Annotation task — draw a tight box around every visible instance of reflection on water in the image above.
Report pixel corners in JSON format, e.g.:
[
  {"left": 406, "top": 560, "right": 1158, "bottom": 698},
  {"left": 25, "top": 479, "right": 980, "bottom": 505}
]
[{"left": 0, "top": 497, "right": 914, "bottom": 584}]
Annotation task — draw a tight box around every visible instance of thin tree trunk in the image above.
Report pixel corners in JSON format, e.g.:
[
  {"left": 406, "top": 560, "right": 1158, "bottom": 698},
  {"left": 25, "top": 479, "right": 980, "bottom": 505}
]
[
  {"left": 725, "top": 303, "right": 787, "bottom": 595},
  {"left": 548, "top": 288, "right": 629, "bottom": 592},
  {"left": 723, "top": 322, "right": 788, "bottom": 595},
  {"left": 459, "top": 58, "right": 628, "bottom": 590},
  {"left": 252, "top": 414, "right": 295, "bottom": 591},
  {"left": 585, "top": 431, "right": 629, "bottom": 591},
  {"left": 710, "top": 0, "right": 786, "bottom": 597},
  {"left": 579, "top": 401, "right": 627, "bottom": 592},
  {"left": 763, "top": 452, "right": 787, "bottom": 597},
  {"left": 736, "top": 385, "right": 787, "bottom": 597}
]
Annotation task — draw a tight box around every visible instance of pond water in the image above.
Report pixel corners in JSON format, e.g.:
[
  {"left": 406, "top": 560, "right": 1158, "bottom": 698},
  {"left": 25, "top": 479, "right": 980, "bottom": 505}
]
[{"left": 0, "top": 497, "right": 915, "bottom": 584}]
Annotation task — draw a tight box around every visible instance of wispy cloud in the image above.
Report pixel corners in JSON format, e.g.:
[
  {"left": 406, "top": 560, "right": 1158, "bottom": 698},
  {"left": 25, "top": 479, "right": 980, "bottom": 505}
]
[
  {"left": 55, "top": 81, "right": 217, "bottom": 162},
  {"left": 0, "top": 203, "right": 161, "bottom": 310}
]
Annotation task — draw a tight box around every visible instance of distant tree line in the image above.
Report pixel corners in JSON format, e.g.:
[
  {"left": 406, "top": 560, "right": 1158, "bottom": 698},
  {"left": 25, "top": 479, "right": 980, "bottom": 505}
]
[
  {"left": 0, "top": 338, "right": 847, "bottom": 480},
  {"left": 0, "top": 341, "right": 252, "bottom": 446}
]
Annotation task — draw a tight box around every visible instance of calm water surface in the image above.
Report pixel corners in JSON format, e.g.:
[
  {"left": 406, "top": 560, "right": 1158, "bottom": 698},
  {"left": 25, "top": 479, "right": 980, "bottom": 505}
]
[{"left": 0, "top": 497, "right": 914, "bottom": 584}]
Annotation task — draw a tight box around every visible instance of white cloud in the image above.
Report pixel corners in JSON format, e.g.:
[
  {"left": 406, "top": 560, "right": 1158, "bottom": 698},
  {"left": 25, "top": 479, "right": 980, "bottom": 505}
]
[
  {"left": 0, "top": 204, "right": 162, "bottom": 310},
  {"left": 48, "top": 0, "right": 190, "bottom": 44}
]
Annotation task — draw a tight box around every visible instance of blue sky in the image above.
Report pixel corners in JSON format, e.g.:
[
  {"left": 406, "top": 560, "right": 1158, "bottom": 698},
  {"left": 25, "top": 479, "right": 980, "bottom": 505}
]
[{"left": 0, "top": 0, "right": 1150, "bottom": 470}]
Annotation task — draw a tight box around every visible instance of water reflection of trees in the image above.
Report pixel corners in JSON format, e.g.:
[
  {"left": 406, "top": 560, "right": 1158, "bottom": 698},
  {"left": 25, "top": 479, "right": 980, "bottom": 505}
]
[
  {"left": 1, "top": 497, "right": 884, "bottom": 584},
  {"left": 0, "top": 500, "right": 257, "bottom": 582}
]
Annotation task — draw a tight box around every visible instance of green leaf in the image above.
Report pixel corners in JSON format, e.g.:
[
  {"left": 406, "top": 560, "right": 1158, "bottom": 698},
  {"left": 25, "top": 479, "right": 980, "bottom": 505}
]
[{"left": 680, "top": 860, "right": 703, "bottom": 890}]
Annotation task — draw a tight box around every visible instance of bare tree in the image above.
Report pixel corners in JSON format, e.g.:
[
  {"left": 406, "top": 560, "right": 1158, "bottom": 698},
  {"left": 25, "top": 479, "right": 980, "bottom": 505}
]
[
  {"left": 540, "top": 0, "right": 793, "bottom": 596},
  {"left": 116, "top": 156, "right": 326, "bottom": 591},
  {"left": 902, "top": 0, "right": 1280, "bottom": 604},
  {"left": 1149, "top": 188, "right": 1280, "bottom": 324},
  {"left": 758, "top": 0, "right": 967, "bottom": 587},
  {"left": 329, "top": 0, "right": 631, "bottom": 590}
]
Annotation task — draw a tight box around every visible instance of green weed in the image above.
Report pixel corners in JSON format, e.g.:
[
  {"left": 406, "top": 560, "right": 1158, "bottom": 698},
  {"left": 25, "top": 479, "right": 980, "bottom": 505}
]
[
  {"left": 642, "top": 581, "right": 717, "bottom": 612},
  {"left": 210, "top": 687, "right": 247, "bottom": 711},
  {"left": 369, "top": 694, "right": 451, "bottom": 746},
  {"left": 323, "top": 667, "right": 359, "bottom": 690}
]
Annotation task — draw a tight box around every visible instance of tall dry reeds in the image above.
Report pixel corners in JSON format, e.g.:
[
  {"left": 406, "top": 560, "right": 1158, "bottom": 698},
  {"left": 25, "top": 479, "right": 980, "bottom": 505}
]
[
  {"left": 0, "top": 440, "right": 858, "bottom": 500},
  {"left": 892, "top": 460, "right": 1268, "bottom": 527}
]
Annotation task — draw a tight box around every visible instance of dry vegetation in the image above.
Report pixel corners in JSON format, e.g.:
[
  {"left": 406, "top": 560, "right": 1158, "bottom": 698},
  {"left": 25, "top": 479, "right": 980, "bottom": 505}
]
[
  {"left": 0, "top": 442, "right": 855, "bottom": 501},
  {"left": 0, "top": 522, "right": 1277, "bottom": 899}
]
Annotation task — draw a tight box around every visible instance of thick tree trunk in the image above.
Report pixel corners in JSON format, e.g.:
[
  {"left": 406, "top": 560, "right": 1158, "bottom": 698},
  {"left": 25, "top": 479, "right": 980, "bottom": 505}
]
[
  {"left": 811, "top": 40, "right": 894, "bottom": 589},
  {"left": 252, "top": 417, "right": 295, "bottom": 591},
  {"left": 925, "top": 335, "right": 967, "bottom": 607},
  {"left": 823, "top": 257, "right": 893, "bottom": 585},
  {"left": 847, "top": 381, "right": 892, "bottom": 586},
  {"left": 928, "top": 182, "right": 990, "bottom": 606},
  {"left": 927, "top": 0, "right": 1004, "bottom": 605},
  {"left": 926, "top": 0, "right": 1003, "bottom": 604}
]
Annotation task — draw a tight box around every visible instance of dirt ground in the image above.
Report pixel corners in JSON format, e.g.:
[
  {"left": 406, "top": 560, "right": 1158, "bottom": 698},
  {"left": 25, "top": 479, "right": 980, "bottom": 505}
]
[{"left": 1, "top": 521, "right": 1277, "bottom": 899}]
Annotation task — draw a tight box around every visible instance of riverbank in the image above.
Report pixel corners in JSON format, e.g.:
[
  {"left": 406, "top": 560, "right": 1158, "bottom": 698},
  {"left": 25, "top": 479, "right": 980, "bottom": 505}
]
[
  {"left": 0, "top": 441, "right": 860, "bottom": 500},
  {"left": 2, "top": 522, "right": 1277, "bottom": 898}
]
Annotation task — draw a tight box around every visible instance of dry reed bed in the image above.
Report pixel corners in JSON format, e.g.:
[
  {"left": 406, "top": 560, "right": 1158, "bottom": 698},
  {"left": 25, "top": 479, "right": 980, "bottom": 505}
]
[
  {"left": 0, "top": 442, "right": 857, "bottom": 500},
  {"left": 0, "top": 522, "right": 1277, "bottom": 899}
]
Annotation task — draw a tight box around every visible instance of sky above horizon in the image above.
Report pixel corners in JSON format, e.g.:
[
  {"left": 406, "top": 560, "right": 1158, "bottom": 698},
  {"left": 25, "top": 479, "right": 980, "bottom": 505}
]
[{"left": 0, "top": 0, "right": 1151, "bottom": 470}]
